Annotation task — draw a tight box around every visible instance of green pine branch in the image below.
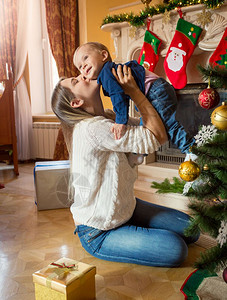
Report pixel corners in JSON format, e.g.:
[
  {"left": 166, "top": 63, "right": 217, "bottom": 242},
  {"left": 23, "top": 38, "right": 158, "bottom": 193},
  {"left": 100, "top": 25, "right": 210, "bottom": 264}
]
[
  {"left": 189, "top": 200, "right": 226, "bottom": 222},
  {"left": 219, "top": 185, "right": 227, "bottom": 199},
  {"left": 197, "top": 64, "right": 227, "bottom": 89},
  {"left": 151, "top": 177, "right": 184, "bottom": 194},
  {"left": 101, "top": 1, "right": 225, "bottom": 27},
  {"left": 184, "top": 217, "right": 201, "bottom": 237},
  {"left": 211, "top": 130, "right": 227, "bottom": 144},
  {"left": 199, "top": 144, "right": 227, "bottom": 159},
  {"left": 186, "top": 202, "right": 221, "bottom": 238},
  {"left": 195, "top": 244, "right": 227, "bottom": 273},
  {"left": 210, "top": 168, "right": 227, "bottom": 183}
]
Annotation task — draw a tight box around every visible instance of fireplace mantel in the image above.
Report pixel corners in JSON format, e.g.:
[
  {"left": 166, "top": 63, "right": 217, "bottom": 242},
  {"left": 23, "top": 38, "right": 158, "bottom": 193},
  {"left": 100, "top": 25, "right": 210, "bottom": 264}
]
[
  {"left": 101, "top": 3, "right": 226, "bottom": 165},
  {"left": 101, "top": 3, "right": 227, "bottom": 64}
]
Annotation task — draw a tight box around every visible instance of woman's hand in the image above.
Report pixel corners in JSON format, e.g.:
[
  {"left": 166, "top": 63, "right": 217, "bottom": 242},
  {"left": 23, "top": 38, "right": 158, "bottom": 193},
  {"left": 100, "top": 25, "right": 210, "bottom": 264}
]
[{"left": 112, "top": 65, "right": 140, "bottom": 97}]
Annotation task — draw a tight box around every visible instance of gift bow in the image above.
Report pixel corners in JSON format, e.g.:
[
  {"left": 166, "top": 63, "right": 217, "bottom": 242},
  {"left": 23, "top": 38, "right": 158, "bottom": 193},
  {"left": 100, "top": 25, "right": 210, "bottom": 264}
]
[
  {"left": 46, "top": 262, "right": 78, "bottom": 288},
  {"left": 50, "top": 262, "right": 77, "bottom": 269}
]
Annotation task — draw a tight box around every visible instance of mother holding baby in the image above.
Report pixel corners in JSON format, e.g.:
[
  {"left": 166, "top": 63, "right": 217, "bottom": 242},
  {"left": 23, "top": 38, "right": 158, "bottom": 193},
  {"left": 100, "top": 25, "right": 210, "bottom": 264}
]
[{"left": 51, "top": 62, "right": 198, "bottom": 267}]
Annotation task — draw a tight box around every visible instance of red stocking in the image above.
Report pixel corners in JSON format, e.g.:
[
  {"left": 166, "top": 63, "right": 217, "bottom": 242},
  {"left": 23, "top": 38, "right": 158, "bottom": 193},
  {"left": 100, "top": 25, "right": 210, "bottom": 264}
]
[
  {"left": 209, "top": 27, "right": 227, "bottom": 69},
  {"left": 138, "top": 30, "right": 162, "bottom": 72},
  {"left": 138, "top": 18, "right": 162, "bottom": 72},
  {"left": 164, "top": 18, "right": 202, "bottom": 89}
]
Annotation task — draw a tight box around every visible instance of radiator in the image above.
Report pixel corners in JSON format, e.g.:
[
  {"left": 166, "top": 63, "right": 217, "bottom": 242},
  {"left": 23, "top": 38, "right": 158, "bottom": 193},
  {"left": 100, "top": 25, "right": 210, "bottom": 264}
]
[{"left": 32, "top": 122, "right": 60, "bottom": 159}]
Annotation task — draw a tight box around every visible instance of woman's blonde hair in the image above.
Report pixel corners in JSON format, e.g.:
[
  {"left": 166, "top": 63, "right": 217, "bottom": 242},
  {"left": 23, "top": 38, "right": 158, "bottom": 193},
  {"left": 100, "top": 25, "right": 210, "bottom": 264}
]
[
  {"left": 51, "top": 78, "right": 93, "bottom": 127},
  {"left": 73, "top": 42, "right": 112, "bottom": 67}
]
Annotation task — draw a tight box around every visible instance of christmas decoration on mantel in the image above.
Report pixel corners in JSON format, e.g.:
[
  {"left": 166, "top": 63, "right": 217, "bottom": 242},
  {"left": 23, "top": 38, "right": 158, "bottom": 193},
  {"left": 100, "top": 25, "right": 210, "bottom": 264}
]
[
  {"left": 209, "top": 27, "right": 227, "bottom": 70},
  {"left": 164, "top": 11, "right": 202, "bottom": 89},
  {"left": 162, "top": 9, "right": 171, "bottom": 24},
  {"left": 141, "top": 0, "right": 152, "bottom": 8},
  {"left": 137, "top": 17, "right": 162, "bottom": 72},
  {"left": 101, "top": 0, "right": 225, "bottom": 27},
  {"left": 196, "top": 7, "right": 212, "bottom": 27}
]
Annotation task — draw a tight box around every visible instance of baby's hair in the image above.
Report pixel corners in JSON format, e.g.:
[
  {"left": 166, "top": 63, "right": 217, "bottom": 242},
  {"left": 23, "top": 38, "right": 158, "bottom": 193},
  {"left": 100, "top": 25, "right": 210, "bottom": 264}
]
[
  {"left": 51, "top": 78, "right": 93, "bottom": 127},
  {"left": 73, "top": 42, "right": 112, "bottom": 67}
]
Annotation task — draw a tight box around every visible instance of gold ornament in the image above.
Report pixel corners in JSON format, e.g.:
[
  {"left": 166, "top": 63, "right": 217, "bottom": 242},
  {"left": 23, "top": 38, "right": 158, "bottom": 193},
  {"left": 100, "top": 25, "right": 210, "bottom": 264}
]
[
  {"left": 211, "top": 102, "right": 227, "bottom": 130},
  {"left": 196, "top": 8, "right": 212, "bottom": 28},
  {"left": 141, "top": 0, "right": 152, "bottom": 8},
  {"left": 162, "top": 9, "right": 171, "bottom": 25},
  {"left": 203, "top": 164, "right": 209, "bottom": 171},
  {"left": 179, "top": 160, "right": 201, "bottom": 182},
  {"left": 129, "top": 26, "right": 137, "bottom": 38}
]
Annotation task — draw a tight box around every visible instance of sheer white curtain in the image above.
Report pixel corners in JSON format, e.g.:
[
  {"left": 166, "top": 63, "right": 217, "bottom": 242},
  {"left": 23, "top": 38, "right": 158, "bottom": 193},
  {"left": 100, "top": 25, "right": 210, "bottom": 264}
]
[{"left": 14, "top": 0, "right": 33, "bottom": 160}]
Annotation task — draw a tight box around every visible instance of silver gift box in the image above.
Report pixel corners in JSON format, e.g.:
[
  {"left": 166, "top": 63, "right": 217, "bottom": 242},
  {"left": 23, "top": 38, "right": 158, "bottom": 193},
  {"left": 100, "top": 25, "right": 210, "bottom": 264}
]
[{"left": 34, "top": 160, "right": 72, "bottom": 210}]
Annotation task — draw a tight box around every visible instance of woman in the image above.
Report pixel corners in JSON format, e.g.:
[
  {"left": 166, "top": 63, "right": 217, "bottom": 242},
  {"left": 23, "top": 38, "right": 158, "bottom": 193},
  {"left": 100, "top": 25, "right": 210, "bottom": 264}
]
[{"left": 51, "top": 65, "right": 199, "bottom": 267}]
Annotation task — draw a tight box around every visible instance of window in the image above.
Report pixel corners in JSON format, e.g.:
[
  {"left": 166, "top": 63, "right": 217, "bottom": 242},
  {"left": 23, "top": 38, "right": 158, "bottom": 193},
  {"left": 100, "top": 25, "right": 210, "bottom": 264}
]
[
  {"left": 28, "top": 0, "right": 59, "bottom": 116},
  {"left": 40, "top": 0, "right": 59, "bottom": 113}
]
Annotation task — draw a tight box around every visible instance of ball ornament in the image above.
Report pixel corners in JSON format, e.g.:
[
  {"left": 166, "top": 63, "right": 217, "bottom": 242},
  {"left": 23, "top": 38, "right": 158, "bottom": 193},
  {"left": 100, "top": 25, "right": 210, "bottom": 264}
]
[
  {"left": 198, "top": 88, "right": 220, "bottom": 109},
  {"left": 179, "top": 160, "right": 201, "bottom": 182},
  {"left": 211, "top": 102, "right": 227, "bottom": 130}
]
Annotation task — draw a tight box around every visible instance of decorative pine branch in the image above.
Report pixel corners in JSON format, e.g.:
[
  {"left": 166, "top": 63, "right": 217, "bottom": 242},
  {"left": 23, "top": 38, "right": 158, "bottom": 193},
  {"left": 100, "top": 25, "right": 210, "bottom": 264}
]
[
  {"left": 197, "top": 64, "right": 227, "bottom": 89},
  {"left": 195, "top": 244, "right": 227, "bottom": 273},
  {"left": 151, "top": 177, "right": 184, "bottom": 194}
]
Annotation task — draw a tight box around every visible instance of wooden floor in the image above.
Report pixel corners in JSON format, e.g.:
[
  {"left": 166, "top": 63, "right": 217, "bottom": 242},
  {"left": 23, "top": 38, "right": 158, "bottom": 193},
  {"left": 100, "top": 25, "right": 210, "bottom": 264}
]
[{"left": 0, "top": 162, "right": 206, "bottom": 300}]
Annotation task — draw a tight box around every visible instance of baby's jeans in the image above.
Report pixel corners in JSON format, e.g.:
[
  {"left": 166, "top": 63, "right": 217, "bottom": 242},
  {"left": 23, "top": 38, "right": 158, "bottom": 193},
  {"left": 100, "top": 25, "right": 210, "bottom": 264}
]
[
  {"left": 146, "top": 78, "right": 195, "bottom": 153},
  {"left": 75, "top": 198, "right": 199, "bottom": 267}
]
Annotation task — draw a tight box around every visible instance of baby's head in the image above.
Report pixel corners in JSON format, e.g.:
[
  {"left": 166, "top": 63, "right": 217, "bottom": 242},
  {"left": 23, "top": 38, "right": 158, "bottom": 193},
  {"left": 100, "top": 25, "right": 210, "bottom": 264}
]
[{"left": 73, "top": 42, "right": 112, "bottom": 80}]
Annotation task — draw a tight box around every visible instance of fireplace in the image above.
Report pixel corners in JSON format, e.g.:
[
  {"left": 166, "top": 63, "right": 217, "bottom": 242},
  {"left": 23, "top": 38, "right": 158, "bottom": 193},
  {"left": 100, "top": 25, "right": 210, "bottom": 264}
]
[
  {"left": 102, "top": 3, "right": 227, "bottom": 164},
  {"left": 156, "top": 84, "right": 225, "bottom": 164}
]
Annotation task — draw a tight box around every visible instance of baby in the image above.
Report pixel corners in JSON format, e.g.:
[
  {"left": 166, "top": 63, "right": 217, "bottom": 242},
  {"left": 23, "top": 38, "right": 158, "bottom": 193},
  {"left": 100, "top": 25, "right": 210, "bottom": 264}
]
[{"left": 73, "top": 42, "right": 195, "bottom": 156}]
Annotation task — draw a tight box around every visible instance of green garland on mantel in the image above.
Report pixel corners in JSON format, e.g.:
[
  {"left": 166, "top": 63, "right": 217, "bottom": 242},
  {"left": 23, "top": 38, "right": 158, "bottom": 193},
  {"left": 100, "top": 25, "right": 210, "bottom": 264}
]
[{"left": 101, "top": 0, "right": 225, "bottom": 27}]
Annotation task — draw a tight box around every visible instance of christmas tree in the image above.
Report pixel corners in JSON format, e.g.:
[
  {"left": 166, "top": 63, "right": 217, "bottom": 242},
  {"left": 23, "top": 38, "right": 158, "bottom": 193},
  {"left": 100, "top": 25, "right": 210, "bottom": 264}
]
[
  {"left": 151, "top": 67, "right": 227, "bottom": 274},
  {"left": 184, "top": 124, "right": 227, "bottom": 273}
]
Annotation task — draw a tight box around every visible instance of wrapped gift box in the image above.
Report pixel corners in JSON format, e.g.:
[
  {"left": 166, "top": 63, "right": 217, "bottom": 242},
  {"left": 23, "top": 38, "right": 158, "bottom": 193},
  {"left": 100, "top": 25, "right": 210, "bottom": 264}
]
[
  {"left": 33, "top": 257, "right": 96, "bottom": 300},
  {"left": 34, "top": 160, "right": 71, "bottom": 210}
]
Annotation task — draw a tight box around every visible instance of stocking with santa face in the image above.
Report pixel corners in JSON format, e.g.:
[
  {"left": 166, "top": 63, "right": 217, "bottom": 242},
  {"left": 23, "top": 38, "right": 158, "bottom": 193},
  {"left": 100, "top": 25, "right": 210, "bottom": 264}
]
[{"left": 164, "top": 18, "right": 202, "bottom": 89}]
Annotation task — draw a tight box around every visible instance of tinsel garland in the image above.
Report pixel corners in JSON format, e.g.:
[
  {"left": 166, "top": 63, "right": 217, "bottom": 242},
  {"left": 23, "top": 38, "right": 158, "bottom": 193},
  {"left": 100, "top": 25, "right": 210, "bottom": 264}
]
[{"left": 101, "top": 0, "right": 225, "bottom": 27}]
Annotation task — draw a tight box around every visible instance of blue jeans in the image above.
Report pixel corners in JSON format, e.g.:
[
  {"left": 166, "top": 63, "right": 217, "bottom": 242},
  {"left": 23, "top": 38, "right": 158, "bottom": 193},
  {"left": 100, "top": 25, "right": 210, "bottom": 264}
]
[
  {"left": 75, "top": 199, "right": 199, "bottom": 267},
  {"left": 145, "top": 78, "right": 195, "bottom": 153}
]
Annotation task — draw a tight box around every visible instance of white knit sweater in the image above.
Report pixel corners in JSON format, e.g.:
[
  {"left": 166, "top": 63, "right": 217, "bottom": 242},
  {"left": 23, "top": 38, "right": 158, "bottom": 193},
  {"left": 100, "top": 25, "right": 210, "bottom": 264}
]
[{"left": 70, "top": 116, "right": 160, "bottom": 230}]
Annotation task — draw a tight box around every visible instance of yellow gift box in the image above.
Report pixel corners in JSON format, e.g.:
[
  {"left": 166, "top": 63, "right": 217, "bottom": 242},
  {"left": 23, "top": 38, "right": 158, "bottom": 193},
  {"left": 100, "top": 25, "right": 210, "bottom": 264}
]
[{"left": 32, "top": 257, "right": 96, "bottom": 300}]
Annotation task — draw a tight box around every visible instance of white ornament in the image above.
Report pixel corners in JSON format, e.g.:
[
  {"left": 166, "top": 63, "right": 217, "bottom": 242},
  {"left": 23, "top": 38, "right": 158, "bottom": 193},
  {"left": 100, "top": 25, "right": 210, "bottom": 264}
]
[
  {"left": 216, "top": 220, "right": 227, "bottom": 248},
  {"left": 183, "top": 181, "right": 193, "bottom": 195},
  {"left": 194, "top": 125, "right": 217, "bottom": 147}
]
